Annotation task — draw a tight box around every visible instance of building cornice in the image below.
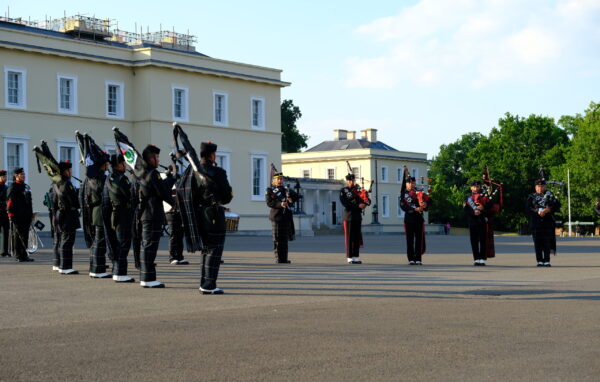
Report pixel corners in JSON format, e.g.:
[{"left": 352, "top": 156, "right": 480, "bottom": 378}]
[
  {"left": 0, "top": 35, "right": 290, "bottom": 87},
  {"left": 282, "top": 153, "right": 429, "bottom": 164}
]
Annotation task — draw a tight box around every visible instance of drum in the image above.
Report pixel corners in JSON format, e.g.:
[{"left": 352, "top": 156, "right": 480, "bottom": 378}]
[{"left": 225, "top": 211, "right": 239, "bottom": 232}]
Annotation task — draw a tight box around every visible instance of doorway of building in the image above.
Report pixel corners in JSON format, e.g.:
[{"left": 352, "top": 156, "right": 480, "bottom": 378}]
[{"left": 331, "top": 201, "right": 337, "bottom": 225}]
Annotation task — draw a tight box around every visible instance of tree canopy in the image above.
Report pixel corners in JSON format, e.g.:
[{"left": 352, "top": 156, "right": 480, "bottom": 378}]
[
  {"left": 428, "top": 103, "right": 600, "bottom": 232},
  {"left": 281, "top": 99, "right": 308, "bottom": 153}
]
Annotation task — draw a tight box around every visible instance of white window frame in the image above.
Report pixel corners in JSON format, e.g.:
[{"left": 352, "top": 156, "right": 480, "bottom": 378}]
[
  {"left": 172, "top": 85, "right": 189, "bottom": 122},
  {"left": 326, "top": 167, "right": 336, "bottom": 180},
  {"left": 382, "top": 194, "right": 390, "bottom": 218},
  {"left": 216, "top": 149, "right": 231, "bottom": 179},
  {"left": 213, "top": 91, "right": 229, "bottom": 126},
  {"left": 381, "top": 165, "right": 389, "bottom": 183},
  {"left": 397, "top": 167, "right": 403, "bottom": 183},
  {"left": 250, "top": 153, "right": 267, "bottom": 201},
  {"left": 397, "top": 194, "right": 405, "bottom": 217},
  {"left": 56, "top": 139, "right": 80, "bottom": 187},
  {"left": 2, "top": 135, "right": 30, "bottom": 178},
  {"left": 105, "top": 81, "right": 124, "bottom": 119},
  {"left": 57, "top": 74, "right": 78, "bottom": 114},
  {"left": 250, "top": 96, "right": 265, "bottom": 130},
  {"left": 301, "top": 168, "right": 311, "bottom": 178},
  {"left": 4, "top": 67, "right": 27, "bottom": 109},
  {"left": 412, "top": 168, "right": 419, "bottom": 180},
  {"left": 104, "top": 143, "right": 117, "bottom": 157}
]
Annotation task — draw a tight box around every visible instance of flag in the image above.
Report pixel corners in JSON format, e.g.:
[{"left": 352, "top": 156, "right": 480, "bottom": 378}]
[
  {"left": 33, "top": 141, "right": 61, "bottom": 184},
  {"left": 172, "top": 123, "right": 206, "bottom": 176},
  {"left": 113, "top": 127, "right": 146, "bottom": 177}
]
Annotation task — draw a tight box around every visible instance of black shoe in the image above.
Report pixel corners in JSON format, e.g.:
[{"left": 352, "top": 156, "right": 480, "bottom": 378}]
[
  {"left": 351, "top": 260, "right": 362, "bottom": 264},
  {"left": 17, "top": 257, "right": 34, "bottom": 262},
  {"left": 277, "top": 260, "right": 291, "bottom": 264},
  {"left": 0, "top": 252, "right": 8, "bottom": 257}
]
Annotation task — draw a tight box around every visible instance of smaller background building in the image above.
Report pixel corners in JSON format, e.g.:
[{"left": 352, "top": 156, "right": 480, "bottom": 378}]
[{"left": 282, "top": 129, "right": 431, "bottom": 233}]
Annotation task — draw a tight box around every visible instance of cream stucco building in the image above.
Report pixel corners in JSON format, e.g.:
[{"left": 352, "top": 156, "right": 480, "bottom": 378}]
[
  {"left": 282, "top": 129, "right": 431, "bottom": 233},
  {"left": 0, "top": 15, "right": 289, "bottom": 232}
]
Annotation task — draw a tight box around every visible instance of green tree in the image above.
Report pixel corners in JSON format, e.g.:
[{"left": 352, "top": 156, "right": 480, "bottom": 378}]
[
  {"left": 560, "top": 102, "right": 600, "bottom": 222},
  {"left": 428, "top": 132, "right": 485, "bottom": 225},
  {"left": 281, "top": 99, "right": 308, "bottom": 153},
  {"left": 466, "top": 113, "right": 570, "bottom": 231}
]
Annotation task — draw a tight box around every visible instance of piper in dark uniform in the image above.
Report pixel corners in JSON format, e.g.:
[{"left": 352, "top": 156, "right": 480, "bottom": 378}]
[
  {"left": 7, "top": 168, "right": 34, "bottom": 262},
  {"left": 86, "top": 155, "right": 112, "bottom": 278},
  {"left": 165, "top": 169, "right": 189, "bottom": 266},
  {"left": 464, "top": 180, "right": 494, "bottom": 266},
  {"left": 526, "top": 178, "right": 560, "bottom": 267},
  {"left": 339, "top": 173, "right": 366, "bottom": 264},
  {"left": 44, "top": 186, "right": 60, "bottom": 270},
  {"left": 266, "top": 166, "right": 298, "bottom": 264},
  {"left": 194, "top": 142, "right": 233, "bottom": 294},
  {"left": 106, "top": 154, "right": 135, "bottom": 282},
  {"left": 52, "top": 161, "right": 80, "bottom": 274},
  {"left": 0, "top": 170, "right": 9, "bottom": 257},
  {"left": 400, "top": 171, "right": 431, "bottom": 265},
  {"left": 138, "top": 145, "right": 176, "bottom": 288}
]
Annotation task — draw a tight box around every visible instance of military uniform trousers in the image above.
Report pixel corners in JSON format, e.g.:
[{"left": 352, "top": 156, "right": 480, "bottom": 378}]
[
  {"left": 532, "top": 226, "right": 553, "bottom": 263},
  {"left": 113, "top": 218, "right": 132, "bottom": 276},
  {"left": 405, "top": 220, "right": 425, "bottom": 262},
  {"left": 57, "top": 230, "right": 76, "bottom": 269},
  {"left": 0, "top": 212, "right": 9, "bottom": 255},
  {"left": 166, "top": 212, "right": 184, "bottom": 262},
  {"left": 140, "top": 219, "right": 162, "bottom": 282},
  {"left": 343, "top": 218, "right": 362, "bottom": 258},
  {"left": 89, "top": 225, "right": 108, "bottom": 273},
  {"left": 271, "top": 220, "right": 291, "bottom": 262},
  {"left": 199, "top": 206, "right": 226, "bottom": 290},
  {"left": 469, "top": 223, "right": 488, "bottom": 261},
  {"left": 10, "top": 222, "right": 29, "bottom": 260}
]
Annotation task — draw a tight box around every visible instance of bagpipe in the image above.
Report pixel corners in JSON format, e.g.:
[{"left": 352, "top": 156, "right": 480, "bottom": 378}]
[
  {"left": 270, "top": 163, "right": 295, "bottom": 213},
  {"left": 346, "top": 161, "right": 373, "bottom": 206},
  {"left": 536, "top": 165, "right": 562, "bottom": 209},
  {"left": 481, "top": 164, "right": 503, "bottom": 215},
  {"left": 401, "top": 165, "right": 430, "bottom": 208}
]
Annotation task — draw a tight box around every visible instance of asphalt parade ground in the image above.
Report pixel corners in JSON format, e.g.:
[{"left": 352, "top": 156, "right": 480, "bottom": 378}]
[{"left": 1, "top": 233, "right": 600, "bottom": 381}]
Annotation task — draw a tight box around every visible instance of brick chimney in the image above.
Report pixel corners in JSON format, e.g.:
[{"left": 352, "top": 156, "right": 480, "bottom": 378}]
[
  {"left": 333, "top": 129, "right": 348, "bottom": 141},
  {"left": 347, "top": 131, "right": 356, "bottom": 140},
  {"left": 361, "top": 128, "right": 378, "bottom": 142}
]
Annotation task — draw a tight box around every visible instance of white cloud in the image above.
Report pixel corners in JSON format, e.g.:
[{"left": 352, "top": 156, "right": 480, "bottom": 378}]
[{"left": 345, "top": 0, "right": 600, "bottom": 89}]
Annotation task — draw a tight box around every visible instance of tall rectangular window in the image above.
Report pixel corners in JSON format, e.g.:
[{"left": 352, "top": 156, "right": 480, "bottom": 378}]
[
  {"left": 397, "top": 195, "right": 405, "bottom": 217},
  {"left": 213, "top": 91, "right": 228, "bottom": 126},
  {"left": 57, "top": 75, "right": 77, "bottom": 114},
  {"left": 381, "top": 166, "right": 388, "bottom": 182},
  {"left": 4, "top": 67, "right": 26, "bottom": 109},
  {"left": 3, "top": 136, "right": 29, "bottom": 179},
  {"left": 327, "top": 168, "right": 336, "bottom": 180},
  {"left": 412, "top": 168, "right": 419, "bottom": 180},
  {"left": 216, "top": 151, "right": 231, "bottom": 179},
  {"left": 397, "top": 168, "right": 403, "bottom": 183},
  {"left": 106, "top": 81, "right": 124, "bottom": 119},
  {"left": 251, "top": 97, "right": 265, "bottom": 129},
  {"left": 172, "top": 86, "right": 188, "bottom": 122},
  {"left": 352, "top": 167, "right": 360, "bottom": 179},
  {"left": 57, "top": 141, "right": 79, "bottom": 187},
  {"left": 251, "top": 155, "right": 266, "bottom": 200},
  {"left": 302, "top": 169, "right": 311, "bottom": 178},
  {"left": 382, "top": 195, "right": 390, "bottom": 218}
]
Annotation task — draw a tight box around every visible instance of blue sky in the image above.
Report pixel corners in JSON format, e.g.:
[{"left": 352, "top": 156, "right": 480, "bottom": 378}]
[{"left": 3, "top": 0, "right": 599, "bottom": 157}]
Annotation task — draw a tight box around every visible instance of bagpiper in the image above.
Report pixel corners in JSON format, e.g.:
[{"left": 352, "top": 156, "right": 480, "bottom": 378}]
[
  {"left": 52, "top": 161, "right": 80, "bottom": 274},
  {"left": 266, "top": 164, "right": 298, "bottom": 264},
  {"left": 464, "top": 181, "right": 494, "bottom": 266},
  {"left": 0, "top": 169, "right": 9, "bottom": 257},
  {"left": 526, "top": 173, "right": 560, "bottom": 267},
  {"left": 339, "top": 172, "right": 366, "bottom": 264},
  {"left": 105, "top": 154, "right": 135, "bottom": 282},
  {"left": 400, "top": 167, "right": 431, "bottom": 265},
  {"left": 6, "top": 168, "right": 34, "bottom": 262}
]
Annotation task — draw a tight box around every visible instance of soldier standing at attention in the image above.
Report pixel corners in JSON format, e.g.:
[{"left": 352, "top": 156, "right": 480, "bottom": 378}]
[
  {"left": 0, "top": 170, "right": 9, "bottom": 257},
  {"left": 7, "top": 168, "right": 34, "bottom": 262},
  {"left": 266, "top": 167, "right": 298, "bottom": 264},
  {"left": 194, "top": 142, "right": 233, "bottom": 294},
  {"left": 526, "top": 178, "right": 560, "bottom": 267},
  {"left": 52, "top": 161, "right": 80, "bottom": 274},
  {"left": 400, "top": 173, "right": 431, "bottom": 265},
  {"left": 107, "top": 154, "right": 135, "bottom": 282},
  {"left": 138, "top": 145, "right": 176, "bottom": 288},
  {"left": 87, "top": 155, "right": 112, "bottom": 279},
  {"left": 339, "top": 173, "right": 366, "bottom": 264}
]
